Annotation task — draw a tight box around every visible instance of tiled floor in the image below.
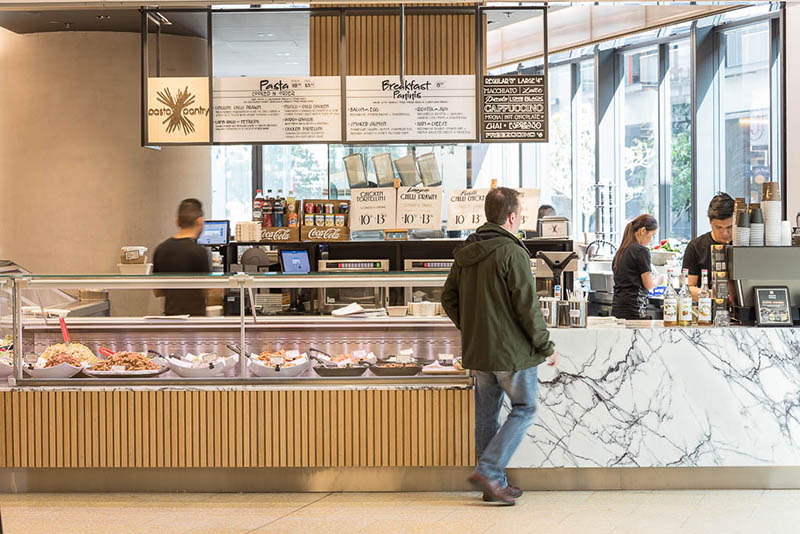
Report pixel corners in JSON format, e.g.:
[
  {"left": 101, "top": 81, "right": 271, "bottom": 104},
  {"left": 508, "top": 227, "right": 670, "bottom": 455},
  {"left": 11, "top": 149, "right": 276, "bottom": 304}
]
[{"left": 1, "top": 490, "right": 799, "bottom": 533}]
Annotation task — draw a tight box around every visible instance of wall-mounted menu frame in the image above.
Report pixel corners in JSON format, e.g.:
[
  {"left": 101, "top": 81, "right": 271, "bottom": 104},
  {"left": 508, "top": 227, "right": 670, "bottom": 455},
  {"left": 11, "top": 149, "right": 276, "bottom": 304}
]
[
  {"left": 141, "top": 5, "right": 522, "bottom": 147},
  {"left": 754, "top": 286, "right": 793, "bottom": 327},
  {"left": 212, "top": 76, "right": 342, "bottom": 143}
]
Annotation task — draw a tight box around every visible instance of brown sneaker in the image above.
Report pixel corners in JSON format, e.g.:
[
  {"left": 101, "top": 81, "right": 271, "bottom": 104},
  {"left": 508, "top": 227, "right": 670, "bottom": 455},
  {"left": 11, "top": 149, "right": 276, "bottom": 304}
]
[
  {"left": 468, "top": 472, "right": 516, "bottom": 505},
  {"left": 483, "top": 485, "right": 522, "bottom": 502}
]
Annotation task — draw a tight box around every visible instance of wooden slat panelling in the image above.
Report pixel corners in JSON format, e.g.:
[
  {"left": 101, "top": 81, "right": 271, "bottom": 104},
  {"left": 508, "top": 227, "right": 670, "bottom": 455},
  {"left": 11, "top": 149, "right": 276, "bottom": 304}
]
[
  {"left": 311, "top": 12, "right": 475, "bottom": 76},
  {"left": 0, "top": 389, "right": 474, "bottom": 469}
]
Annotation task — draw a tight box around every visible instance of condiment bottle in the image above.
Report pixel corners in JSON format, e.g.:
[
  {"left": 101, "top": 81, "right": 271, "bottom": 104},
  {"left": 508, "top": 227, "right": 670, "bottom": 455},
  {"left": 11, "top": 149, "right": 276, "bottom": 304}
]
[
  {"left": 678, "top": 268, "right": 693, "bottom": 327},
  {"left": 662, "top": 269, "right": 678, "bottom": 327},
  {"left": 698, "top": 269, "right": 713, "bottom": 326}
]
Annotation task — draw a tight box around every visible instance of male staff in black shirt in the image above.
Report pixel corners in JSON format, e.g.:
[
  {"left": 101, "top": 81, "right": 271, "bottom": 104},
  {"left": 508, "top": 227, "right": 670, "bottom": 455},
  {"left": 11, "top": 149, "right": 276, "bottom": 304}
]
[
  {"left": 153, "top": 198, "right": 211, "bottom": 315},
  {"left": 681, "top": 193, "right": 735, "bottom": 300}
]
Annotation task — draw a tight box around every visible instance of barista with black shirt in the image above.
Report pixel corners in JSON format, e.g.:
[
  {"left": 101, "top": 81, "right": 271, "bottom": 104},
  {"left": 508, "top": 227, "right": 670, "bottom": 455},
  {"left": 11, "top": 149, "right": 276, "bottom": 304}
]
[
  {"left": 682, "top": 193, "right": 734, "bottom": 300},
  {"left": 153, "top": 198, "right": 211, "bottom": 316},
  {"left": 611, "top": 215, "right": 661, "bottom": 320}
]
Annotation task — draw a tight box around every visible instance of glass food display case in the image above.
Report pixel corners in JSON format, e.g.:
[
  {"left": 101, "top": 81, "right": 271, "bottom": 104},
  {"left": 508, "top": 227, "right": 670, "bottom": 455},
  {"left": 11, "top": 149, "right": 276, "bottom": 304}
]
[{"left": 7, "top": 273, "right": 468, "bottom": 386}]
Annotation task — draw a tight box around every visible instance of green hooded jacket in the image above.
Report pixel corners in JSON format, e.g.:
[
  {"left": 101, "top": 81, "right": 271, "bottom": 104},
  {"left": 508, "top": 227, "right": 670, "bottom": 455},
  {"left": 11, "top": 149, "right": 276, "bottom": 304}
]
[{"left": 441, "top": 223, "right": 554, "bottom": 371}]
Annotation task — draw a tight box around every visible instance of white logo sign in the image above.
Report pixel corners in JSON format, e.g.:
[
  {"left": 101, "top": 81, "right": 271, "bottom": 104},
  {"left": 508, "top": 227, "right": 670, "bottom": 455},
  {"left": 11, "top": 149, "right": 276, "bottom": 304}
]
[
  {"left": 261, "top": 228, "right": 292, "bottom": 241},
  {"left": 308, "top": 227, "right": 345, "bottom": 240}
]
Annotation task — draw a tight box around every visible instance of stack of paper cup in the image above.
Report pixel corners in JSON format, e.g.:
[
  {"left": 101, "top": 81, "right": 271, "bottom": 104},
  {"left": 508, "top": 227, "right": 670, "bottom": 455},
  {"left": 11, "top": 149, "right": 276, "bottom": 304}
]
[
  {"left": 750, "top": 207, "right": 764, "bottom": 246},
  {"left": 763, "top": 200, "right": 783, "bottom": 246},
  {"left": 733, "top": 210, "right": 750, "bottom": 246},
  {"left": 734, "top": 226, "right": 751, "bottom": 246},
  {"left": 782, "top": 220, "right": 793, "bottom": 246}
]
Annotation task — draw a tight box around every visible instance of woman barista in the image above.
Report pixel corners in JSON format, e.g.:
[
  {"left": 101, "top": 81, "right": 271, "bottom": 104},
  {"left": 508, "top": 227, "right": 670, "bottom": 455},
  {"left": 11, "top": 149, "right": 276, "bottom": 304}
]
[{"left": 611, "top": 215, "right": 661, "bottom": 320}]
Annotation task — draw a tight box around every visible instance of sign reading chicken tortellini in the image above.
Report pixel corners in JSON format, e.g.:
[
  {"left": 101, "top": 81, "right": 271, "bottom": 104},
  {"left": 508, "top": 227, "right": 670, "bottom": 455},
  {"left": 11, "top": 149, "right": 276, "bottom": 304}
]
[
  {"left": 146, "top": 77, "right": 210, "bottom": 144},
  {"left": 397, "top": 187, "right": 443, "bottom": 230},
  {"left": 350, "top": 188, "right": 397, "bottom": 231}
]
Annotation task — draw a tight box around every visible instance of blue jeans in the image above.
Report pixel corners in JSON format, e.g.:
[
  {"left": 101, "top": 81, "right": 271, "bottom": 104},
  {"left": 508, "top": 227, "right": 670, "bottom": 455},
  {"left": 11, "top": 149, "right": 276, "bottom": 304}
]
[{"left": 474, "top": 366, "right": 539, "bottom": 485}]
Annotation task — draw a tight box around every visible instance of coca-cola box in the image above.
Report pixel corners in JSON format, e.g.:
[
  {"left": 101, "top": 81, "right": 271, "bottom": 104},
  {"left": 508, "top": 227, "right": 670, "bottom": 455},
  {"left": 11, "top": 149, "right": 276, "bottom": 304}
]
[
  {"left": 301, "top": 225, "right": 350, "bottom": 242},
  {"left": 260, "top": 226, "right": 300, "bottom": 243},
  {"left": 300, "top": 199, "right": 350, "bottom": 241}
]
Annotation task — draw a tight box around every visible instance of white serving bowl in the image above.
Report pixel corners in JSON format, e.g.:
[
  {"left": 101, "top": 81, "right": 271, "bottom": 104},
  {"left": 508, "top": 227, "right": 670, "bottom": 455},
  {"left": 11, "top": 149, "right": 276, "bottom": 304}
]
[
  {"left": 25, "top": 363, "right": 83, "bottom": 379},
  {"left": 248, "top": 355, "right": 310, "bottom": 377}
]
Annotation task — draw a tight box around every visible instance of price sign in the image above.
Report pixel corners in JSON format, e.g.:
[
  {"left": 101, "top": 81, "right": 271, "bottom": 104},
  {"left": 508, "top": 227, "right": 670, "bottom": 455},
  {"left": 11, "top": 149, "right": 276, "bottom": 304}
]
[
  {"left": 397, "top": 187, "right": 443, "bottom": 230},
  {"left": 447, "top": 189, "right": 489, "bottom": 231},
  {"left": 517, "top": 189, "right": 541, "bottom": 231},
  {"left": 350, "top": 188, "right": 397, "bottom": 231}
]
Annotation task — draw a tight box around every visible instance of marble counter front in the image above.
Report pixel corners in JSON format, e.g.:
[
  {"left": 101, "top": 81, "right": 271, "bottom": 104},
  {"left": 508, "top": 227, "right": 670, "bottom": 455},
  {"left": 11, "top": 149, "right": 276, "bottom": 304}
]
[{"left": 513, "top": 326, "right": 800, "bottom": 468}]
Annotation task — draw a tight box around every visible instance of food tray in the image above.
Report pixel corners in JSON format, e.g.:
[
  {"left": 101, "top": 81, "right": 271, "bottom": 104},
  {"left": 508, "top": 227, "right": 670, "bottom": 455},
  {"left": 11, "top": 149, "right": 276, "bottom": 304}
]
[
  {"left": 167, "top": 355, "right": 238, "bottom": 378},
  {"left": 312, "top": 365, "right": 368, "bottom": 377},
  {"left": 84, "top": 367, "right": 167, "bottom": 378},
  {"left": 368, "top": 365, "right": 422, "bottom": 377}
]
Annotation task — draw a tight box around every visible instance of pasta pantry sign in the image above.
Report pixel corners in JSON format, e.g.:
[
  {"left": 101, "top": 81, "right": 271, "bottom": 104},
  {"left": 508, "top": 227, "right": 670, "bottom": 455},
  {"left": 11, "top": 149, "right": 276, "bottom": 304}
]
[{"left": 147, "top": 77, "right": 210, "bottom": 144}]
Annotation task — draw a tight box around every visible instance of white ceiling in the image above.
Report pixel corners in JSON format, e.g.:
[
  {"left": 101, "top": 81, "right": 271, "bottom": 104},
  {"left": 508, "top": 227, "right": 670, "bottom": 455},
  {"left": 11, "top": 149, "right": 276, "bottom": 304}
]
[{"left": 212, "top": 12, "right": 311, "bottom": 78}]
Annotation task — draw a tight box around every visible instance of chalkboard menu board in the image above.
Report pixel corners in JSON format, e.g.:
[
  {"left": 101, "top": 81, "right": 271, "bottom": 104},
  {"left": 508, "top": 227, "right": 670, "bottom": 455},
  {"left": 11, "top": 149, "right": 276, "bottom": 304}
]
[{"left": 481, "top": 75, "right": 547, "bottom": 142}]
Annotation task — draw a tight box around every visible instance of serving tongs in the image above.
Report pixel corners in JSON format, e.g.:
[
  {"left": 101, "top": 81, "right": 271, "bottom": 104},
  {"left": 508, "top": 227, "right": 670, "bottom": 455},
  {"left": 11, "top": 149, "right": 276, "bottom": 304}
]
[
  {"left": 308, "top": 348, "right": 367, "bottom": 368},
  {"left": 226, "top": 342, "right": 250, "bottom": 359}
]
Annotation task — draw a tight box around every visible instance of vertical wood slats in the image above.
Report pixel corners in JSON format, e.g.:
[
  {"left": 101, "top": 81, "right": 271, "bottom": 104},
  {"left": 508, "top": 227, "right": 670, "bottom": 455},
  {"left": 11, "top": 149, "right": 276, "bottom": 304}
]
[
  {"left": 0, "top": 389, "right": 473, "bottom": 469},
  {"left": 311, "top": 12, "right": 476, "bottom": 77}
]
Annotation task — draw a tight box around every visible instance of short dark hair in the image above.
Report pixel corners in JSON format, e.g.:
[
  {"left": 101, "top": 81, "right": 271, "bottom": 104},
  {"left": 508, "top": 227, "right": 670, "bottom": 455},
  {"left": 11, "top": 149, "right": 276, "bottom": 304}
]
[
  {"left": 484, "top": 187, "right": 520, "bottom": 225},
  {"left": 707, "top": 192, "right": 735, "bottom": 221},
  {"left": 177, "top": 198, "right": 203, "bottom": 228},
  {"left": 537, "top": 204, "right": 556, "bottom": 219}
]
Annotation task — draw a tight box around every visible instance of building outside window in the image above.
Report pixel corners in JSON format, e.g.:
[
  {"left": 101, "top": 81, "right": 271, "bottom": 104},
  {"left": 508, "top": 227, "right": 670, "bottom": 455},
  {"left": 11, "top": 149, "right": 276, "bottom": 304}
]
[
  {"left": 668, "top": 40, "right": 692, "bottom": 241},
  {"left": 620, "top": 46, "right": 660, "bottom": 225},
  {"left": 719, "top": 21, "right": 772, "bottom": 204}
]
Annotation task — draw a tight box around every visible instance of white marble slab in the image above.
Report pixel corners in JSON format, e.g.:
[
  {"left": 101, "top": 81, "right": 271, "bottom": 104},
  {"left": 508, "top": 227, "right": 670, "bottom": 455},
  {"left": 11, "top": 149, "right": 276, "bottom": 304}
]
[{"left": 505, "top": 327, "right": 800, "bottom": 468}]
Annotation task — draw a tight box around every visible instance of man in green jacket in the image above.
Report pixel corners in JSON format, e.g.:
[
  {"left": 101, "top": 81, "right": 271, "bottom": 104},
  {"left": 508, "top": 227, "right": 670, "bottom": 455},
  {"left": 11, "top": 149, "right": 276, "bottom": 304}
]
[{"left": 442, "top": 187, "right": 559, "bottom": 506}]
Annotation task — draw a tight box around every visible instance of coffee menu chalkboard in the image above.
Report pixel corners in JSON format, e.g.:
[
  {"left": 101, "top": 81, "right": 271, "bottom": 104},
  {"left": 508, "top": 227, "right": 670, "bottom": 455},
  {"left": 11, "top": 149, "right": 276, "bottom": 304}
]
[
  {"left": 754, "top": 286, "right": 793, "bottom": 326},
  {"left": 481, "top": 75, "right": 548, "bottom": 142}
]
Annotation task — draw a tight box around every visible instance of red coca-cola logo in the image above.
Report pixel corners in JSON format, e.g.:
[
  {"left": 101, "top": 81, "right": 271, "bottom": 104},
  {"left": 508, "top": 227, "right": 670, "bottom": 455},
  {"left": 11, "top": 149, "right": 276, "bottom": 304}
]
[
  {"left": 261, "top": 228, "right": 292, "bottom": 241},
  {"left": 308, "top": 227, "right": 343, "bottom": 240}
]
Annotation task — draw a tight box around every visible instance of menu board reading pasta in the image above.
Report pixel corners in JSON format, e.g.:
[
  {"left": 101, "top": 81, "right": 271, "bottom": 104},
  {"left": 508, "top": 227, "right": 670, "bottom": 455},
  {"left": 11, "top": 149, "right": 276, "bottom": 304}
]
[
  {"left": 212, "top": 77, "right": 342, "bottom": 143},
  {"left": 481, "top": 75, "right": 548, "bottom": 142}
]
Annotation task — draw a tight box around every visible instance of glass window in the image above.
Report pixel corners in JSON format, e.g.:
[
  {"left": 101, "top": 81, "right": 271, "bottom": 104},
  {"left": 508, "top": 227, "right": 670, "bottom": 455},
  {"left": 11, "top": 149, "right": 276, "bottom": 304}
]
[
  {"left": 211, "top": 145, "right": 252, "bottom": 226},
  {"left": 621, "top": 47, "right": 659, "bottom": 226},
  {"left": 719, "top": 22, "right": 772, "bottom": 203},
  {"left": 668, "top": 40, "right": 692, "bottom": 241},
  {"left": 519, "top": 64, "right": 572, "bottom": 221},
  {"left": 474, "top": 144, "right": 520, "bottom": 188},
  {"left": 262, "top": 145, "right": 328, "bottom": 200},
  {"left": 576, "top": 60, "right": 596, "bottom": 239}
]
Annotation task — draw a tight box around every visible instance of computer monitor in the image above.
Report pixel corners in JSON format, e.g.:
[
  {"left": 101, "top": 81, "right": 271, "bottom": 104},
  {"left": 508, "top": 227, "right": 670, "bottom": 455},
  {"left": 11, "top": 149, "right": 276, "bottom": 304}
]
[
  {"left": 198, "top": 220, "right": 230, "bottom": 246},
  {"left": 280, "top": 250, "right": 311, "bottom": 274}
]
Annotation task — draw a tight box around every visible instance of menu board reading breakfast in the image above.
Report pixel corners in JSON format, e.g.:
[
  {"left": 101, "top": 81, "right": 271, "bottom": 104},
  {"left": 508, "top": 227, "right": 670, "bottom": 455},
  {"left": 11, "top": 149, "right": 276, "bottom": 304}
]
[
  {"left": 397, "top": 187, "right": 443, "bottom": 230},
  {"left": 481, "top": 75, "right": 548, "bottom": 142},
  {"left": 346, "top": 76, "right": 476, "bottom": 142},
  {"left": 212, "top": 77, "right": 342, "bottom": 143}
]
